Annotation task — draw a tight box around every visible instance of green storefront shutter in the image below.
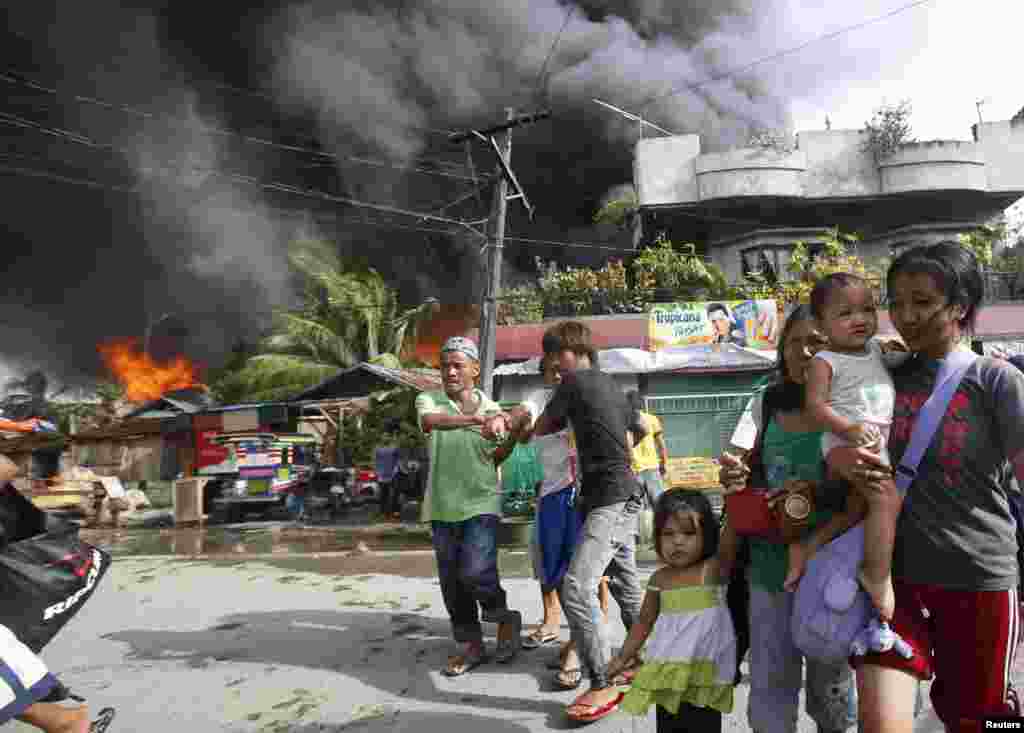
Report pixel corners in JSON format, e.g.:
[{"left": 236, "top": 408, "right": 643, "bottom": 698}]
[{"left": 644, "top": 373, "right": 770, "bottom": 459}]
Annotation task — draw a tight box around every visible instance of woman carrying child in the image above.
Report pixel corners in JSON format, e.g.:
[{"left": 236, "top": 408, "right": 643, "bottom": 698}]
[
  {"left": 828, "top": 242, "right": 1024, "bottom": 732},
  {"left": 718, "top": 305, "right": 859, "bottom": 733},
  {"left": 609, "top": 490, "right": 737, "bottom": 733}
]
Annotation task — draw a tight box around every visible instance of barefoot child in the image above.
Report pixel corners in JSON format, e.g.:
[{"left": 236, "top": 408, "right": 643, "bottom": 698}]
[
  {"left": 804, "top": 272, "right": 906, "bottom": 620},
  {"left": 609, "top": 490, "right": 738, "bottom": 733}
]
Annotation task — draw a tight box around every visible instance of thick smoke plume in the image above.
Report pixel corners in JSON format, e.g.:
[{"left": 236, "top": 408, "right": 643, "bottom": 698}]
[{"left": 0, "top": 0, "right": 931, "bottom": 387}]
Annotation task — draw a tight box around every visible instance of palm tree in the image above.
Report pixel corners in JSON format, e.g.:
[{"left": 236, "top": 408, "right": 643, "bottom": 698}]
[{"left": 220, "top": 239, "right": 437, "bottom": 402}]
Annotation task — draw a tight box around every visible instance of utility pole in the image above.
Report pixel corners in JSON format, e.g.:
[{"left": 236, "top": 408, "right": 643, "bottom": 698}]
[
  {"left": 451, "top": 108, "right": 550, "bottom": 396},
  {"left": 478, "top": 109, "right": 514, "bottom": 397}
]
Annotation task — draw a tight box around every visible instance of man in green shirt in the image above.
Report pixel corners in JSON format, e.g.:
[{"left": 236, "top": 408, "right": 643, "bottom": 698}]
[{"left": 415, "top": 336, "right": 522, "bottom": 677}]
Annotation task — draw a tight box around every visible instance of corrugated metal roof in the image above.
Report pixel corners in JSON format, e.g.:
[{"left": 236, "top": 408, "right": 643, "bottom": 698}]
[
  {"left": 292, "top": 362, "right": 442, "bottom": 401},
  {"left": 360, "top": 363, "right": 443, "bottom": 392},
  {"left": 121, "top": 387, "right": 214, "bottom": 419}
]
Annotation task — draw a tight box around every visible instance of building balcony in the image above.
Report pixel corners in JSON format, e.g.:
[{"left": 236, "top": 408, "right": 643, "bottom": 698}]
[
  {"left": 694, "top": 149, "right": 807, "bottom": 200},
  {"left": 879, "top": 142, "right": 987, "bottom": 194}
]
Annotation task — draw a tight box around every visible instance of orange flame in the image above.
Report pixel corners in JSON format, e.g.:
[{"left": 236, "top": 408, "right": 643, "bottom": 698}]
[
  {"left": 98, "top": 338, "right": 203, "bottom": 402},
  {"left": 406, "top": 304, "right": 480, "bottom": 367}
]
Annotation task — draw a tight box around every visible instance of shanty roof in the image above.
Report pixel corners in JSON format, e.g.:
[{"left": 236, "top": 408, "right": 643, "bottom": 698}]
[
  {"left": 292, "top": 362, "right": 442, "bottom": 401},
  {"left": 122, "top": 387, "right": 215, "bottom": 420}
]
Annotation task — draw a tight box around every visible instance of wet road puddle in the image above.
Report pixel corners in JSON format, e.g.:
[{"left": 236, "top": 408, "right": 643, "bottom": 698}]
[
  {"left": 83, "top": 525, "right": 659, "bottom": 578},
  {"left": 83, "top": 525, "right": 433, "bottom": 556}
]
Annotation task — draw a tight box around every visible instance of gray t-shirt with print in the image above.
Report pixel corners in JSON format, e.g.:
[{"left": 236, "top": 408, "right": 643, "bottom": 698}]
[{"left": 891, "top": 355, "right": 1024, "bottom": 591}]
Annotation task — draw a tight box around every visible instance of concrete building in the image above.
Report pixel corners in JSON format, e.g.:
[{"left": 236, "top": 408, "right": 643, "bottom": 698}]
[{"left": 634, "top": 118, "right": 1024, "bottom": 281}]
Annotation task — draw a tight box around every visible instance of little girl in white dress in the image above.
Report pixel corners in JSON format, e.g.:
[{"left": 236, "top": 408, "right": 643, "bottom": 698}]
[{"left": 609, "top": 489, "right": 738, "bottom": 733}]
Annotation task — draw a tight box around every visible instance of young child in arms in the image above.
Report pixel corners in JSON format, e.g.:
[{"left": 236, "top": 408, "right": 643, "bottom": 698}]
[{"left": 804, "top": 273, "right": 906, "bottom": 620}]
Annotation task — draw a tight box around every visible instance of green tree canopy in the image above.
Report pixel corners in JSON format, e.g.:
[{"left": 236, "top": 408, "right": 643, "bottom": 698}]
[{"left": 214, "top": 239, "right": 436, "bottom": 403}]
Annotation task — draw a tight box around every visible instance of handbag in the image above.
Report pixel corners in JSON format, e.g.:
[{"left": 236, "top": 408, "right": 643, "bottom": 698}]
[
  {"left": 0, "top": 483, "right": 112, "bottom": 653},
  {"left": 791, "top": 350, "right": 977, "bottom": 664},
  {"left": 725, "top": 479, "right": 816, "bottom": 543}
]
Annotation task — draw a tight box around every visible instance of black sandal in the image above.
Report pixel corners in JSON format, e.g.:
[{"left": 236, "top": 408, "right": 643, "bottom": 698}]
[
  {"left": 91, "top": 707, "right": 116, "bottom": 733},
  {"left": 42, "top": 681, "right": 116, "bottom": 732}
]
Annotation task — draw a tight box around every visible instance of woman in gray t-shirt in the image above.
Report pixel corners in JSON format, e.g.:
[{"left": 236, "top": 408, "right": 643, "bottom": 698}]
[{"left": 829, "top": 242, "right": 1024, "bottom": 732}]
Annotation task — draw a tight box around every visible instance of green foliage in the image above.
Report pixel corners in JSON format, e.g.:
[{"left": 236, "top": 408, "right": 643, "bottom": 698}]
[
  {"left": 958, "top": 223, "right": 1006, "bottom": 269},
  {"left": 499, "top": 285, "right": 545, "bottom": 325},
  {"left": 93, "top": 381, "right": 125, "bottom": 403},
  {"left": 536, "top": 257, "right": 643, "bottom": 315},
  {"left": 593, "top": 192, "right": 638, "bottom": 228},
  {"left": 738, "top": 228, "right": 880, "bottom": 309},
  {"left": 219, "top": 239, "right": 435, "bottom": 403},
  {"left": 993, "top": 246, "right": 1024, "bottom": 274},
  {"left": 339, "top": 388, "right": 426, "bottom": 467},
  {"left": 861, "top": 100, "right": 915, "bottom": 160},
  {"left": 632, "top": 233, "right": 727, "bottom": 298}
]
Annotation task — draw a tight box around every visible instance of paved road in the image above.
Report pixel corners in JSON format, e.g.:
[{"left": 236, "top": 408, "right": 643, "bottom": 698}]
[{"left": 12, "top": 550, "right": 1017, "bottom": 732}]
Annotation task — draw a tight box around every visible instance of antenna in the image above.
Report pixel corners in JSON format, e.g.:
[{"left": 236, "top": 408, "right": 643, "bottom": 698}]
[
  {"left": 592, "top": 98, "right": 676, "bottom": 137},
  {"left": 976, "top": 97, "right": 992, "bottom": 126}
]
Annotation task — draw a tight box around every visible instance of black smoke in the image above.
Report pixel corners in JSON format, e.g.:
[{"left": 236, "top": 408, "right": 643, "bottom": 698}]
[{"left": 0, "top": 0, "right": 926, "bottom": 386}]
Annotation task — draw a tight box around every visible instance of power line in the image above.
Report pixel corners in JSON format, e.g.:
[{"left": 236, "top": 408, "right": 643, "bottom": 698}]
[
  {"left": 0, "top": 153, "right": 760, "bottom": 257},
  {"left": 221, "top": 173, "right": 486, "bottom": 236},
  {"left": 0, "top": 69, "right": 478, "bottom": 182},
  {"left": 0, "top": 162, "right": 139, "bottom": 194},
  {"left": 638, "top": 0, "right": 936, "bottom": 110},
  {"left": 0, "top": 108, "right": 489, "bottom": 233},
  {"left": 0, "top": 104, "right": 831, "bottom": 244},
  {"left": 533, "top": 5, "right": 575, "bottom": 106}
]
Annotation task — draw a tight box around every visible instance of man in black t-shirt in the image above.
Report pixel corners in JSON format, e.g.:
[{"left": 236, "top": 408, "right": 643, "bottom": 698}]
[{"left": 533, "top": 321, "right": 646, "bottom": 722}]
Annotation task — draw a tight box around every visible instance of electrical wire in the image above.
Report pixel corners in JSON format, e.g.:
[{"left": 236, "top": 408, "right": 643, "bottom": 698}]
[
  {"left": 637, "top": 0, "right": 936, "bottom": 110},
  {"left": 0, "top": 109, "right": 489, "bottom": 234},
  {"left": 533, "top": 4, "right": 574, "bottom": 106},
  {"left": 0, "top": 69, "right": 477, "bottom": 181},
  {"left": 1, "top": 99, "right": 840, "bottom": 244}
]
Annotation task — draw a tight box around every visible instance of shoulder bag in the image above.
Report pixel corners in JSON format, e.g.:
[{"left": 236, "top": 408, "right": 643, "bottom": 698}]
[{"left": 790, "top": 350, "right": 977, "bottom": 664}]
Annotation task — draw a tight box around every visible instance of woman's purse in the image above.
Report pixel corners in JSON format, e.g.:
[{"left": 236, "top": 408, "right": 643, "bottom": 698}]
[{"left": 725, "top": 479, "right": 816, "bottom": 543}]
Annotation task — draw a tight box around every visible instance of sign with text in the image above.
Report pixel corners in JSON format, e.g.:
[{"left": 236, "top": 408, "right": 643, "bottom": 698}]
[{"left": 648, "top": 300, "right": 779, "bottom": 351}]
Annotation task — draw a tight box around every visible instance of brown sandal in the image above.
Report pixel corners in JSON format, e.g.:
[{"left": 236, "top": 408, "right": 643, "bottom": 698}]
[
  {"left": 554, "top": 667, "right": 582, "bottom": 689},
  {"left": 522, "top": 626, "right": 560, "bottom": 649}
]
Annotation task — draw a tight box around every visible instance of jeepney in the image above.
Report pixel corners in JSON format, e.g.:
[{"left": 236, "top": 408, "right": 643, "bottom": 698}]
[{"left": 207, "top": 433, "right": 320, "bottom": 522}]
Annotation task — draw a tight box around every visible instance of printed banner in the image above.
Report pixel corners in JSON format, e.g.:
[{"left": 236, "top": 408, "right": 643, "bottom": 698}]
[{"left": 648, "top": 300, "right": 779, "bottom": 351}]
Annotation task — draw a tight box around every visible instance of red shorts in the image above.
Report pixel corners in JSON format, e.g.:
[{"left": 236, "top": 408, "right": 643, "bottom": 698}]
[{"left": 851, "top": 579, "right": 1021, "bottom": 729}]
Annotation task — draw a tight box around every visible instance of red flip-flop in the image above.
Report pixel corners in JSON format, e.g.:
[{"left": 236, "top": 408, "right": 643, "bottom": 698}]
[{"left": 566, "top": 691, "right": 624, "bottom": 724}]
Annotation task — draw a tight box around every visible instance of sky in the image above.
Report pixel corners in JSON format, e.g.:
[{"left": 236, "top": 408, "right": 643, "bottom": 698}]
[
  {"left": 1, "top": 0, "right": 1022, "bottom": 390},
  {"left": 786, "top": 0, "right": 1022, "bottom": 140}
]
